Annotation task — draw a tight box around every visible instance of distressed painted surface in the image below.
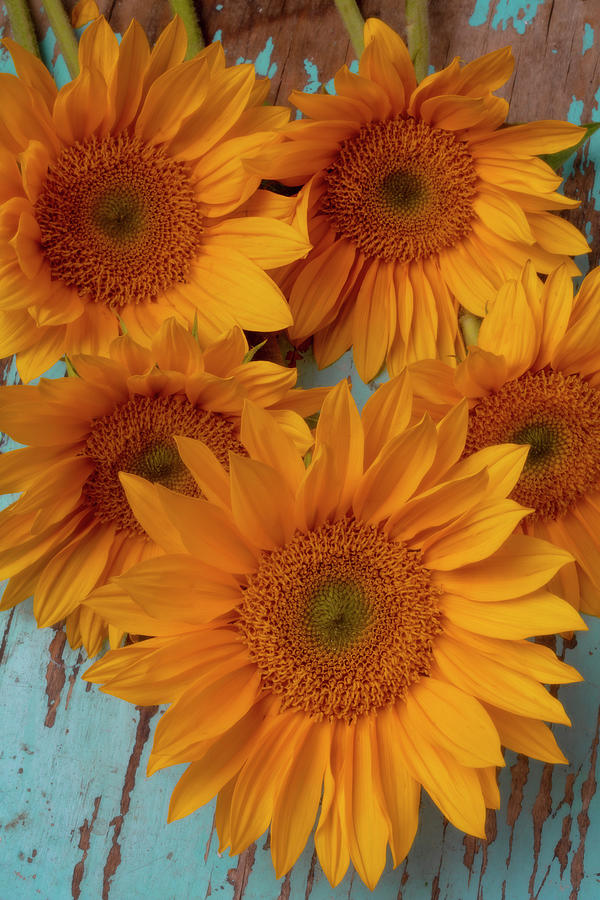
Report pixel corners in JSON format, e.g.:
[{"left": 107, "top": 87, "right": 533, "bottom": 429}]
[{"left": 1, "top": 1, "right": 600, "bottom": 898}]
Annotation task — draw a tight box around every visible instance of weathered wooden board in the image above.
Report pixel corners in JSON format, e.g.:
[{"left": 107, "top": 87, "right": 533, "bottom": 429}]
[{"left": 0, "top": 2, "right": 600, "bottom": 899}]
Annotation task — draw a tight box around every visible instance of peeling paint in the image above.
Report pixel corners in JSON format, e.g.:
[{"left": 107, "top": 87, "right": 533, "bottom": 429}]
[{"left": 469, "top": 0, "right": 545, "bottom": 33}]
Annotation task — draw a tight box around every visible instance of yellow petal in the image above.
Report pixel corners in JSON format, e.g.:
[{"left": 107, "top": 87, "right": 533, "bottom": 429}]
[
  {"left": 229, "top": 455, "right": 295, "bottom": 550},
  {"left": 393, "top": 705, "right": 487, "bottom": 837},
  {"left": 484, "top": 705, "right": 568, "bottom": 764},
  {"left": 240, "top": 400, "right": 306, "bottom": 495},
  {"left": 168, "top": 698, "right": 270, "bottom": 822},
  {"left": 271, "top": 721, "right": 331, "bottom": 877},
  {"left": 34, "top": 523, "right": 116, "bottom": 627},
  {"left": 315, "top": 379, "right": 364, "bottom": 516},
  {"left": 386, "top": 469, "right": 489, "bottom": 542},
  {"left": 229, "top": 712, "right": 309, "bottom": 852},
  {"left": 353, "top": 416, "right": 437, "bottom": 525},
  {"left": 434, "top": 635, "right": 571, "bottom": 724},
  {"left": 204, "top": 217, "right": 311, "bottom": 268},
  {"left": 117, "top": 553, "right": 241, "bottom": 624},
  {"left": 441, "top": 590, "right": 585, "bottom": 639},
  {"left": 374, "top": 706, "right": 420, "bottom": 866},
  {"left": 434, "top": 533, "right": 574, "bottom": 600},
  {"left": 344, "top": 718, "right": 389, "bottom": 890},
  {"left": 135, "top": 56, "right": 208, "bottom": 145},
  {"left": 422, "top": 498, "right": 529, "bottom": 570},
  {"left": 406, "top": 677, "right": 504, "bottom": 767}
]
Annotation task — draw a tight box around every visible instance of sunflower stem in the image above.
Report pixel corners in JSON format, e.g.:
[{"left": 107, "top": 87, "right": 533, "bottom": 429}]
[
  {"left": 459, "top": 312, "right": 482, "bottom": 349},
  {"left": 43, "top": 0, "right": 80, "bottom": 79},
  {"left": 168, "top": 0, "right": 205, "bottom": 57},
  {"left": 405, "top": 0, "right": 430, "bottom": 83},
  {"left": 334, "top": 0, "right": 365, "bottom": 56},
  {"left": 5, "top": 0, "right": 41, "bottom": 58}
]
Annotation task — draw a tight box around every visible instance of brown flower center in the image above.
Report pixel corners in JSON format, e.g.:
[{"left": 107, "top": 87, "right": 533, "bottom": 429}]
[
  {"left": 35, "top": 134, "right": 204, "bottom": 309},
  {"left": 238, "top": 518, "right": 442, "bottom": 723},
  {"left": 82, "top": 394, "right": 245, "bottom": 535},
  {"left": 321, "top": 116, "right": 478, "bottom": 262},
  {"left": 465, "top": 369, "right": 600, "bottom": 521}
]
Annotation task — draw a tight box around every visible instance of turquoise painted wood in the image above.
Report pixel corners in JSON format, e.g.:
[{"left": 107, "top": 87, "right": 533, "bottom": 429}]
[{"left": 1, "top": 2, "right": 600, "bottom": 898}]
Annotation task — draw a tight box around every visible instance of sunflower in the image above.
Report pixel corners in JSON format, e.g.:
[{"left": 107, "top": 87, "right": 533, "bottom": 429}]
[
  {"left": 0, "top": 15, "right": 311, "bottom": 382},
  {"left": 0, "top": 318, "right": 327, "bottom": 656},
  {"left": 246, "top": 18, "right": 589, "bottom": 382},
  {"left": 409, "top": 262, "right": 600, "bottom": 618},
  {"left": 84, "top": 378, "right": 583, "bottom": 888}
]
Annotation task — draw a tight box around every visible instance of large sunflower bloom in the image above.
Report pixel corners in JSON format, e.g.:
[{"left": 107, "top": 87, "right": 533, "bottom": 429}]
[
  {"left": 248, "top": 18, "right": 588, "bottom": 382},
  {"left": 0, "top": 318, "right": 327, "bottom": 656},
  {"left": 84, "top": 378, "right": 583, "bottom": 889},
  {"left": 0, "top": 16, "right": 310, "bottom": 382},
  {"left": 409, "top": 263, "right": 600, "bottom": 617}
]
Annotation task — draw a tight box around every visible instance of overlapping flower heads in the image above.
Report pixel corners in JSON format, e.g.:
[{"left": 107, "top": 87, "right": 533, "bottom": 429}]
[
  {"left": 0, "top": 318, "right": 327, "bottom": 655},
  {"left": 84, "top": 380, "right": 584, "bottom": 888},
  {"left": 250, "top": 18, "right": 588, "bottom": 381},
  {"left": 0, "top": 15, "right": 311, "bottom": 382},
  {"left": 0, "top": 4, "right": 596, "bottom": 893},
  {"left": 409, "top": 264, "right": 600, "bottom": 617}
]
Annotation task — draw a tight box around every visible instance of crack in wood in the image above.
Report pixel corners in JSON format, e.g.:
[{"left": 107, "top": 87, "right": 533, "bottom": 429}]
[
  {"left": 276, "top": 871, "right": 291, "bottom": 899},
  {"left": 506, "top": 754, "right": 530, "bottom": 867},
  {"left": 226, "top": 843, "right": 257, "bottom": 900},
  {"left": 528, "top": 763, "right": 554, "bottom": 898},
  {"left": 0, "top": 608, "right": 16, "bottom": 667},
  {"left": 44, "top": 626, "right": 67, "bottom": 728},
  {"left": 71, "top": 795, "right": 102, "bottom": 900},
  {"left": 101, "top": 705, "right": 158, "bottom": 900},
  {"left": 569, "top": 704, "right": 600, "bottom": 900},
  {"left": 304, "top": 848, "right": 318, "bottom": 899}
]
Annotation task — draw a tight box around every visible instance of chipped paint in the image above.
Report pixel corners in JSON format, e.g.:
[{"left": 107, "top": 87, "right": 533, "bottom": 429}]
[
  {"left": 254, "top": 36, "right": 277, "bottom": 78},
  {"left": 582, "top": 23, "right": 594, "bottom": 55},
  {"left": 469, "top": 0, "right": 545, "bottom": 33}
]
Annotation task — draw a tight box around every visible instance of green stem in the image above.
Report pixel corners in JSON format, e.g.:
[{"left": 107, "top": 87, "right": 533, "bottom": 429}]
[
  {"left": 43, "top": 0, "right": 80, "bottom": 78},
  {"left": 405, "top": 0, "right": 429, "bottom": 82},
  {"left": 5, "top": 0, "right": 41, "bottom": 58},
  {"left": 459, "top": 312, "right": 482, "bottom": 350},
  {"left": 334, "top": 0, "right": 364, "bottom": 56},
  {"left": 168, "top": 0, "right": 205, "bottom": 58}
]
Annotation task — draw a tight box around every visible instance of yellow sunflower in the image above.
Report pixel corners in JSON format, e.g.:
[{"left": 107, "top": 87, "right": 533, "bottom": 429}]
[
  {"left": 0, "top": 318, "right": 327, "bottom": 656},
  {"left": 409, "top": 263, "right": 600, "bottom": 617},
  {"left": 0, "top": 15, "right": 311, "bottom": 382},
  {"left": 84, "top": 378, "right": 583, "bottom": 889},
  {"left": 247, "top": 18, "right": 588, "bottom": 382}
]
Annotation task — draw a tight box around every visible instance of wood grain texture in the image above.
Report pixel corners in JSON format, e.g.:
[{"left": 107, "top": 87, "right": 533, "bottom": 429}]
[{"left": 0, "top": 1, "right": 599, "bottom": 898}]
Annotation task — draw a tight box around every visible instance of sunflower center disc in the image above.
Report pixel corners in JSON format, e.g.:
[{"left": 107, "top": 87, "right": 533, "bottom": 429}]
[
  {"left": 465, "top": 370, "right": 600, "bottom": 521},
  {"left": 82, "top": 394, "right": 245, "bottom": 535},
  {"left": 35, "top": 134, "right": 204, "bottom": 308},
  {"left": 239, "top": 518, "right": 443, "bottom": 722},
  {"left": 321, "top": 116, "right": 478, "bottom": 263}
]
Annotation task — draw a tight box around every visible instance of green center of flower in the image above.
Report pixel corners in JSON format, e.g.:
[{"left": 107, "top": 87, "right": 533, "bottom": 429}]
[
  {"left": 34, "top": 133, "right": 204, "bottom": 309},
  {"left": 464, "top": 369, "right": 600, "bottom": 521},
  {"left": 239, "top": 518, "right": 443, "bottom": 722},
  {"left": 92, "top": 190, "right": 146, "bottom": 243},
  {"left": 82, "top": 394, "right": 246, "bottom": 536},
  {"left": 511, "top": 422, "right": 562, "bottom": 469},
  {"left": 378, "top": 171, "right": 431, "bottom": 216},
  {"left": 305, "top": 579, "right": 371, "bottom": 652},
  {"left": 321, "top": 116, "right": 477, "bottom": 263},
  {"left": 128, "top": 440, "right": 192, "bottom": 492}
]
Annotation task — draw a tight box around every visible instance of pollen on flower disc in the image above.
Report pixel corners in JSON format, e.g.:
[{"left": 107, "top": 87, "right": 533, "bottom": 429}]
[
  {"left": 321, "top": 116, "right": 478, "bottom": 263},
  {"left": 82, "top": 395, "right": 245, "bottom": 535},
  {"left": 239, "top": 518, "right": 443, "bottom": 722},
  {"left": 35, "top": 134, "right": 204, "bottom": 308},
  {"left": 465, "top": 369, "right": 600, "bottom": 521}
]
